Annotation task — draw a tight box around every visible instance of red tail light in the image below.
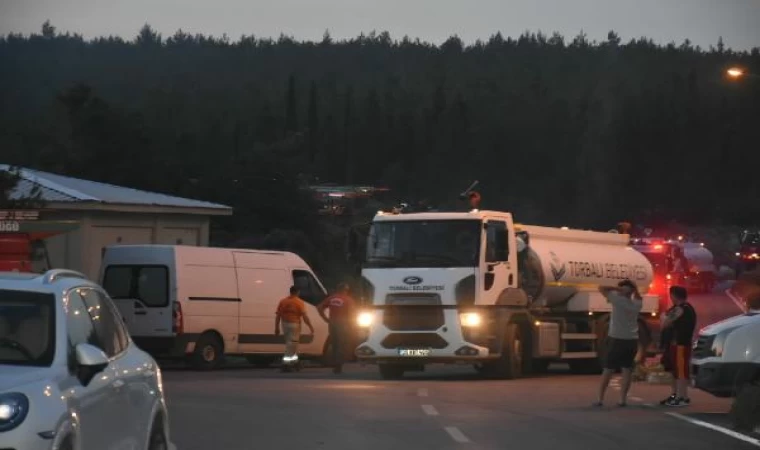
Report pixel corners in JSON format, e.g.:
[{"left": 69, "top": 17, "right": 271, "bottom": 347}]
[{"left": 173, "top": 302, "right": 184, "bottom": 334}]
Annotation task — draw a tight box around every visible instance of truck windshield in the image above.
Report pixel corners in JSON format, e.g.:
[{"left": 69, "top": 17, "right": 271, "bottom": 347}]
[
  {"left": 0, "top": 290, "right": 56, "bottom": 367},
  {"left": 365, "top": 219, "right": 481, "bottom": 268},
  {"left": 741, "top": 232, "right": 760, "bottom": 246}
]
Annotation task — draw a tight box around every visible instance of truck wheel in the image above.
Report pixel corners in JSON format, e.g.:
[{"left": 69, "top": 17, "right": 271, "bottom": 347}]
[
  {"left": 730, "top": 380, "right": 760, "bottom": 432},
  {"left": 482, "top": 323, "right": 524, "bottom": 379},
  {"left": 379, "top": 364, "right": 405, "bottom": 380},
  {"left": 191, "top": 332, "right": 224, "bottom": 370}
]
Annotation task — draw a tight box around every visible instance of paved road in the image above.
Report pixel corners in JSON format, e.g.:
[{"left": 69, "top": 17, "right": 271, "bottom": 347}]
[{"left": 162, "top": 364, "right": 759, "bottom": 450}]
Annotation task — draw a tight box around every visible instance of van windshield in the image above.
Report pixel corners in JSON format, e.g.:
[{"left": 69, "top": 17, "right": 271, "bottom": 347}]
[
  {"left": 365, "top": 220, "right": 481, "bottom": 268},
  {"left": 0, "top": 290, "right": 56, "bottom": 367}
]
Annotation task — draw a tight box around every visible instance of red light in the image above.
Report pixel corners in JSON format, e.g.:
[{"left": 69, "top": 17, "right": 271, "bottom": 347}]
[
  {"left": 653, "top": 244, "right": 663, "bottom": 250},
  {"left": 666, "top": 274, "right": 671, "bottom": 280}
]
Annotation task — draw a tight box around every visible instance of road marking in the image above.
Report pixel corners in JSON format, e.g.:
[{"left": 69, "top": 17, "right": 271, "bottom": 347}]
[
  {"left": 421, "top": 404, "right": 439, "bottom": 416},
  {"left": 169, "top": 443, "right": 177, "bottom": 450},
  {"left": 666, "top": 412, "right": 760, "bottom": 447},
  {"left": 418, "top": 388, "right": 429, "bottom": 397},
  {"left": 444, "top": 426, "right": 471, "bottom": 443},
  {"left": 725, "top": 288, "right": 747, "bottom": 313}
]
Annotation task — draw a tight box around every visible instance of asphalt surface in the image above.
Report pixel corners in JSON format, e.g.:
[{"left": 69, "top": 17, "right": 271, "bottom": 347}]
[{"left": 162, "top": 288, "right": 756, "bottom": 450}]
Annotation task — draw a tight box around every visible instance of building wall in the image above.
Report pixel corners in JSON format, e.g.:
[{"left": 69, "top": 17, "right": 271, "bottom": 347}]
[{"left": 43, "top": 210, "right": 210, "bottom": 280}]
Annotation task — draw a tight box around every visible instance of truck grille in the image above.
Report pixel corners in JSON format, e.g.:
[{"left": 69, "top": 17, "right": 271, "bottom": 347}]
[
  {"left": 381, "top": 333, "right": 449, "bottom": 349},
  {"left": 383, "top": 294, "right": 444, "bottom": 331},
  {"left": 692, "top": 335, "right": 715, "bottom": 359}
]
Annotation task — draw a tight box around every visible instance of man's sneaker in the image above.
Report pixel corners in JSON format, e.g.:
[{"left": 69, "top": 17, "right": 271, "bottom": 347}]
[
  {"left": 664, "top": 397, "right": 690, "bottom": 407},
  {"left": 660, "top": 394, "right": 677, "bottom": 405}
]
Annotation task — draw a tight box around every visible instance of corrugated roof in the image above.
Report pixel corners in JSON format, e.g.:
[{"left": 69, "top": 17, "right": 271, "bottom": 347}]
[{"left": 1, "top": 164, "right": 232, "bottom": 211}]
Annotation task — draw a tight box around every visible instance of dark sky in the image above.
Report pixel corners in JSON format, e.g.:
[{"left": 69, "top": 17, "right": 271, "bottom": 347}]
[{"left": 1, "top": 0, "right": 759, "bottom": 50}]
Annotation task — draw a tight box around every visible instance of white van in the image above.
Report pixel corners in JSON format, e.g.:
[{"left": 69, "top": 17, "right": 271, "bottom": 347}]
[{"left": 99, "top": 245, "right": 330, "bottom": 369}]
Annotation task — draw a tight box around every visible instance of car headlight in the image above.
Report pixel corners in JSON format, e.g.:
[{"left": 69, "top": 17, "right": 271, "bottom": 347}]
[
  {"left": 0, "top": 392, "right": 29, "bottom": 432},
  {"left": 357, "top": 311, "right": 374, "bottom": 328},
  {"left": 459, "top": 312, "right": 482, "bottom": 327}
]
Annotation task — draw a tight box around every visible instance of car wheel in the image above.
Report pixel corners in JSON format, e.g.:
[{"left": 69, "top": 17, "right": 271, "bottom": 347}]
[
  {"left": 59, "top": 436, "right": 74, "bottom": 450},
  {"left": 730, "top": 380, "right": 760, "bottom": 432},
  {"left": 191, "top": 332, "right": 224, "bottom": 370},
  {"left": 148, "top": 417, "right": 169, "bottom": 450}
]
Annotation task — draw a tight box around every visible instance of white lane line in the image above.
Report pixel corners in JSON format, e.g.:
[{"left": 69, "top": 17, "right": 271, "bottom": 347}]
[
  {"left": 421, "top": 404, "right": 439, "bottom": 416},
  {"left": 169, "top": 443, "right": 177, "bottom": 450},
  {"left": 444, "top": 426, "right": 471, "bottom": 443},
  {"left": 725, "top": 288, "right": 748, "bottom": 313},
  {"left": 666, "top": 412, "right": 760, "bottom": 447},
  {"left": 418, "top": 388, "right": 429, "bottom": 397}
]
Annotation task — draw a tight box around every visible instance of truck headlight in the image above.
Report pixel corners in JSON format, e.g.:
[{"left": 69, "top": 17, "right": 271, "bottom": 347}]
[
  {"left": 459, "top": 312, "right": 482, "bottom": 327},
  {"left": 357, "top": 311, "right": 374, "bottom": 328},
  {"left": 0, "top": 392, "right": 29, "bottom": 432}
]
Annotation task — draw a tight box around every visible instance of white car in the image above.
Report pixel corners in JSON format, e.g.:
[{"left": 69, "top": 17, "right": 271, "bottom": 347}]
[{"left": 0, "top": 269, "right": 172, "bottom": 450}]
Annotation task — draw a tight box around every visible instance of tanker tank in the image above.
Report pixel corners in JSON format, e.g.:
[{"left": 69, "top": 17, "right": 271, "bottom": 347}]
[
  {"left": 682, "top": 243, "right": 716, "bottom": 274},
  {"left": 516, "top": 224, "right": 654, "bottom": 309}
]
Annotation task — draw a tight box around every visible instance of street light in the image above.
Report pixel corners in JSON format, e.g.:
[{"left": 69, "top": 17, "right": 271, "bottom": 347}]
[{"left": 726, "top": 67, "right": 759, "bottom": 80}]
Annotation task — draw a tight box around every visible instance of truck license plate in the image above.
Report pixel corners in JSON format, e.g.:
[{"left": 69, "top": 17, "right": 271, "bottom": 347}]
[{"left": 398, "top": 348, "right": 431, "bottom": 357}]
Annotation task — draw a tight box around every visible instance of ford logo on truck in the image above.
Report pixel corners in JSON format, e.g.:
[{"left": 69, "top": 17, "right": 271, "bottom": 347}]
[{"left": 403, "top": 276, "right": 423, "bottom": 285}]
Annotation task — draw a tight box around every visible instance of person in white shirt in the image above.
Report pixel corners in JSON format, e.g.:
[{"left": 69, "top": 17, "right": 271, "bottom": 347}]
[{"left": 594, "top": 279, "right": 643, "bottom": 407}]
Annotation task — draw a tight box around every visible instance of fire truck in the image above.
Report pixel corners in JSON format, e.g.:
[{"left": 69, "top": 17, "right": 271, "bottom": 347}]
[
  {"left": 630, "top": 236, "right": 717, "bottom": 296},
  {"left": 0, "top": 210, "right": 77, "bottom": 273}
]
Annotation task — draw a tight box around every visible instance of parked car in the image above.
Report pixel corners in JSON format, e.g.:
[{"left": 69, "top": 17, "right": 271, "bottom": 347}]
[{"left": 0, "top": 269, "right": 172, "bottom": 450}]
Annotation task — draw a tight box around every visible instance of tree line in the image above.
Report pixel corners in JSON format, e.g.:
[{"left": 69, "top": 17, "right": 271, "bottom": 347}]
[{"left": 1, "top": 22, "right": 759, "bottom": 280}]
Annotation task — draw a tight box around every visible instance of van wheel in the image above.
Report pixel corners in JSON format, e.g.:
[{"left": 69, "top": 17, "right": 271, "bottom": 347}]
[
  {"left": 379, "top": 364, "right": 405, "bottom": 380},
  {"left": 191, "top": 333, "right": 224, "bottom": 370},
  {"left": 481, "top": 323, "right": 524, "bottom": 379},
  {"left": 148, "top": 416, "right": 168, "bottom": 450}
]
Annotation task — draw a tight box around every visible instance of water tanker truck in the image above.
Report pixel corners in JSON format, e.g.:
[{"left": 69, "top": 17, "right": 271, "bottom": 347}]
[{"left": 354, "top": 208, "right": 659, "bottom": 379}]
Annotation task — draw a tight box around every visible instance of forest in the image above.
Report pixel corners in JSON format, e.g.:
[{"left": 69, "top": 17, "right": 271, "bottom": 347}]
[{"left": 1, "top": 22, "right": 759, "bottom": 280}]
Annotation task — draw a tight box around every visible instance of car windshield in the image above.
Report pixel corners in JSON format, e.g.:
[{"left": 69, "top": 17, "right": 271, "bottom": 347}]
[
  {"left": 364, "top": 219, "right": 481, "bottom": 268},
  {"left": 0, "top": 290, "right": 56, "bottom": 367}
]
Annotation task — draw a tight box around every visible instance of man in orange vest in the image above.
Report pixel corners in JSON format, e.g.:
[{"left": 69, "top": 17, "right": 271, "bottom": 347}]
[
  {"left": 275, "top": 286, "right": 315, "bottom": 372},
  {"left": 318, "top": 282, "right": 357, "bottom": 374}
]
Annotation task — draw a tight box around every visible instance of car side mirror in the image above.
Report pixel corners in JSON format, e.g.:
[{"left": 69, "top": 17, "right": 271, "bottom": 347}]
[{"left": 75, "top": 343, "right": 109, "bottom": 386}]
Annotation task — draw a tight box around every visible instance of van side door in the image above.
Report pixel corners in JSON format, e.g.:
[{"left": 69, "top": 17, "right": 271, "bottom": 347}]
[
  {"left": 291, "top": 269, "right": 328, "bottom": 355},
  {"left": 102, "top": 265, "right": 172, "bottom": 339}
]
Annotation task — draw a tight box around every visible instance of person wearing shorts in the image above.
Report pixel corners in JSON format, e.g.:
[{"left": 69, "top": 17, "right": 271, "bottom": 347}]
[
  {"left": 659, "top": 285, "right": 696, "bottom": 407},
  {"left": 595, "top": 279, "right": 643, "bottom": 407}
]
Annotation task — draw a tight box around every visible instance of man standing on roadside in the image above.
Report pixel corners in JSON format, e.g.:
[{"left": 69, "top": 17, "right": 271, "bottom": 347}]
[
  {"left": 318, "top": 282, "right": 357, "bottom": 374},
  {"left": 659, "top": 285, "right": 696, "bottom": 407},
  {"left": 275, "top": 286, "right": 315, "bottom": 372},
  {"left": 595, "top": 279, "right": 643, "bottom": 407}
]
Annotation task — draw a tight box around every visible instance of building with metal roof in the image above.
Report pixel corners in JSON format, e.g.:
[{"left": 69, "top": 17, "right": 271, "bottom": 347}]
[{"left": 1, "top": 165, "right": 232, "bottom": 279}]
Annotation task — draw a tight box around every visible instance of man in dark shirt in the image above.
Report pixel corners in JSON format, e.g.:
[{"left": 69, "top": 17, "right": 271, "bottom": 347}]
[
  {"left": 660, "top": 285, "right": 697, "bottom": 406},
  {"left": 317, "top": 282, "right": 357, "bottom": 374}
]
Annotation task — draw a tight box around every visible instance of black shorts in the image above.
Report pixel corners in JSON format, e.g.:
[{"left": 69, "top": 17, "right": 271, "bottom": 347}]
[{"left": 604, "top": 337, "right": 638, "bottom": 370}]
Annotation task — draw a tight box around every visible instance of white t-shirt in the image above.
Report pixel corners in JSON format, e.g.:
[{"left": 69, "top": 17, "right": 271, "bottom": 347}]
[{"left": 605, "top": 292, "right": 643, "bottom": 340}]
